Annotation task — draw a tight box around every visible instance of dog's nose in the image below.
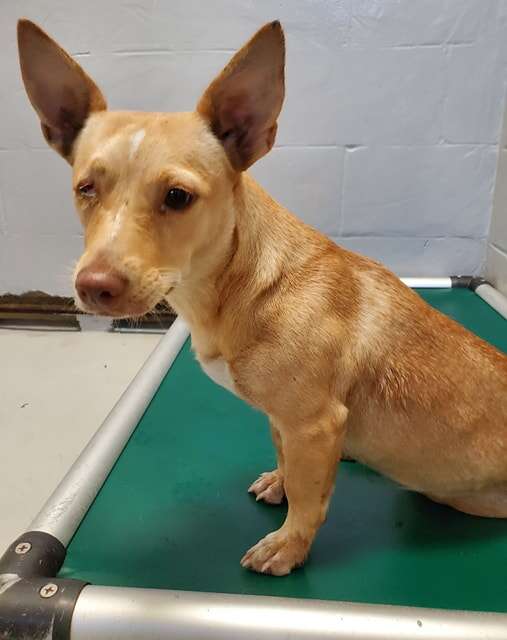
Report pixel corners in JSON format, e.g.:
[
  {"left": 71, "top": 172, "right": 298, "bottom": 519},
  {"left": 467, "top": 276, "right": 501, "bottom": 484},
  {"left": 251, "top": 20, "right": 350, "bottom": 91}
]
[{"left": 75, "top": 266, "right": 128, "bottom": 309}]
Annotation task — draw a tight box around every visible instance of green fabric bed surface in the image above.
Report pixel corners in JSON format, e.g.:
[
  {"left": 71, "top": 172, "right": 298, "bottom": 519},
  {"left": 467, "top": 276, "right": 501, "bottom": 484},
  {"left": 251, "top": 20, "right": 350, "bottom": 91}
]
[{"left": 59, "top": 289, "right": 507, "bottom": 611}]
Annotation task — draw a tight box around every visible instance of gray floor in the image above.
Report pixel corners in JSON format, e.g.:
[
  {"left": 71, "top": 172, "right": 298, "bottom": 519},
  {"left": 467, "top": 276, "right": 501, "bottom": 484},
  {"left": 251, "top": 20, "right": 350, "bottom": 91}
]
[{"left": 0, "top": 327, "right": 160, "bottom": 552}]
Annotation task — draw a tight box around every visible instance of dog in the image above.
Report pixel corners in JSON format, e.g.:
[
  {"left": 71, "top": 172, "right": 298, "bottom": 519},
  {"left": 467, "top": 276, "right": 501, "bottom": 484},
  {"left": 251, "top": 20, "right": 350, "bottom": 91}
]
[{"left": 18, "top": 19, "right": 507, "bottom": 576}]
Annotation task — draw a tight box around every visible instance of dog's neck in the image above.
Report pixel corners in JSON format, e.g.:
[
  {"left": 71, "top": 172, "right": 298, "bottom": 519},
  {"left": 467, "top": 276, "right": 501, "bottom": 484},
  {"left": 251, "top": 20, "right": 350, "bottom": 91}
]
[{"left": 167, "top": 173, "right": 303, "bottom": 337}]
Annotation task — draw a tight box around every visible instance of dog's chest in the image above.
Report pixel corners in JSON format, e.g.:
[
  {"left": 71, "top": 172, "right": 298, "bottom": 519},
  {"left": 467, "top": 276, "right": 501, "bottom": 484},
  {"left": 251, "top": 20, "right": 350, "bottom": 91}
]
[{"left": 199, "top": 356, "right": 237, "bottom": 396}]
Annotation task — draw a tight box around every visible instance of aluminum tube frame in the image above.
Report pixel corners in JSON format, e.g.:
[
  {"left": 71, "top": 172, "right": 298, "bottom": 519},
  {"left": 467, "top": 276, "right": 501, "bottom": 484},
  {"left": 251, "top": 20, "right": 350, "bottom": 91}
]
[
  {"left": 28, "top": 317, "right": 190, "bottom": 546},
  {"left": 71, "top": 586, "right": 507, "bottom": 640},
  {"left": 475, "top": 283, "right": 507, "bottom": 320},
  {"left": 400, "top": 277, "right": 453, "bottom": 288}
]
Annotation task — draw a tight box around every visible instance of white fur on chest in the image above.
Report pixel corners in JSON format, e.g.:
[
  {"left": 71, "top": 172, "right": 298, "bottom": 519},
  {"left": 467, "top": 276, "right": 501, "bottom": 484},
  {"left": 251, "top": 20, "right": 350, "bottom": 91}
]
[{"left": 199, "top": 357, "right": 237, "bottom": 395}]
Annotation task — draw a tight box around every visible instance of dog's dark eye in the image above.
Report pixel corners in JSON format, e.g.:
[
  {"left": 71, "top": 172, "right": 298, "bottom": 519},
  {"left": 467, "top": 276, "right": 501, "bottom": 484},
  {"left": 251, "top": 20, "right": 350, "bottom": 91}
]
[
  {"left": 163, "top": 188, "right": 193, "bottom": 211},
  {"left": 78, "top": 182, "right": 96, "bottom": 198}
]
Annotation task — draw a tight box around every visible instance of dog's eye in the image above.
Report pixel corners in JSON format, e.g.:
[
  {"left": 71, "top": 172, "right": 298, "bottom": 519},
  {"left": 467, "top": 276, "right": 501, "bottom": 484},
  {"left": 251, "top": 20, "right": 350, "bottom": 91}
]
[
  {"left": 163, "top": 188, "right": 193, "bottom": 211},
  {"left": 77, "top": 182, "right": 96, "bottom": 198}
]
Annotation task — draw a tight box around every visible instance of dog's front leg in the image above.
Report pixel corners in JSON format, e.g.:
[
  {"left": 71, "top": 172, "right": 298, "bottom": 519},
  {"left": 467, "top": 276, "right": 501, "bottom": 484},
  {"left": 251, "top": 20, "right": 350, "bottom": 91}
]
[
  {"left": 248, "top": 421, "right": 285, "bottom": 504},
  {"left": 241, "top": 404, "right": 347, "bottom": 575}
]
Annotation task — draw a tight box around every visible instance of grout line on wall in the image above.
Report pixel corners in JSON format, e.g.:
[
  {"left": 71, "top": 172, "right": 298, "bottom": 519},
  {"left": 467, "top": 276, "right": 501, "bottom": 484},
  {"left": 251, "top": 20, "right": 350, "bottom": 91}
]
[
  {"left": 337, "top": 148, "right": 349, "bottom": 236},
  {"left": 112, "top": 48, "right": 235, "bottom": 56},
  {"left": 346, "top": 41, "right": 476, "bottom": 52},
  {"left": 0, "top": 203, "right": 6, "bottom": 237},
  {"left": 439, "top": 43, "right": 451, "bottom": 145},
  {"left": 442, "top": 41, "right": 479, "bottom": 49},
  {"left": 0, "top": 143, "right": 498, "bottom": 153},
  {"left": 274, "top": 144, "right": 339, "bottom": 150},
  {"left": 273, "top": 143, "right": 498, "bottom": 150},
  {"left": 437, "top": 141, "right": 497, "bottom": 147},
  {"left": 0, "top": 147, "right": 51, "bottom": 153},
  {"left": 1, "top": 233, "right": 84, "bottom": 240},
  {"left": 343, "top": 0, "right": 353, "bottom": 47},
  {"left": 339, "top": 233, "right": 488, "bottom": 240},
  {"left": 381, "top": 42, "right": 445, "bottom": 50}
]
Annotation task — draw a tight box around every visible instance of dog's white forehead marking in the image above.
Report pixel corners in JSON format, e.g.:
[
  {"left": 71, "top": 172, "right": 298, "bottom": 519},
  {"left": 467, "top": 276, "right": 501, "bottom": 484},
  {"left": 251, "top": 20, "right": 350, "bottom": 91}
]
[
  {"left": 110, "top": 203, "right": 126, "bottom": 241},
  {"left": 129, "top": 129, "right": 146, "bottom": 160}
]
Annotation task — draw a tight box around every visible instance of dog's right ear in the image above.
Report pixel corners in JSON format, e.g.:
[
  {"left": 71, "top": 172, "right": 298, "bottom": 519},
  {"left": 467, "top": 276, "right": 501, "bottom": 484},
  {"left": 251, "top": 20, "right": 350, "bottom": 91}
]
[
  {"left": 197, "top": 21, "right": 285, "bottom": 172},
  {"left": 17, "top": 19, "right": 106, "bottom": 163}
]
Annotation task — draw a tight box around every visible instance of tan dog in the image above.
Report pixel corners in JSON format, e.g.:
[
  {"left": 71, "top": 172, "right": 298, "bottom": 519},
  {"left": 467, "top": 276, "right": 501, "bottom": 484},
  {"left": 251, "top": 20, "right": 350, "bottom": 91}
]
[{"left": 18, "top": 19, "right": 507, "bottom": 576}]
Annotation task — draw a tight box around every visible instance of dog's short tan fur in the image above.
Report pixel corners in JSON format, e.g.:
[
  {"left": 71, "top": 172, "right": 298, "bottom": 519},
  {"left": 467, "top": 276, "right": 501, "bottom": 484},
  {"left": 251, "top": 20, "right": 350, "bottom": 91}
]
[{"left": 18, "top": 19, "right": 507, "bottom": 576}]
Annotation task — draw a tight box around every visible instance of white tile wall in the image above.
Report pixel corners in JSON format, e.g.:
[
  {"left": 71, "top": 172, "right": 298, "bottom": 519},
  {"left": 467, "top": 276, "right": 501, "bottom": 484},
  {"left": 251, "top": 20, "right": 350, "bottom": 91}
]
[
  {"left": 443, "top": 41, "right": 506, "bottom": 143},
  {"left": 1, "top": 0, "right": 506, "bottom": 294},
  {"left": 348, "top": 0, "right": 499, "bottom": 47},
  {"left": 252, "top": 147, "right": 344, "bottom": 235},
  {"left": 0, "top": 151, "right": 77, "bottom": 235},
  {"left": 340, "top": 236, "right": 486, "bottom": 277},
  {"left": 486, "top": 109, "right": 507, "bottom": 296},
  {"left": 332, "top": 47, "right": 446, "bottom": 145},
  {"left": 342, "top": 145, "right": 497, "bottom": 237},
  {"left": 0, "top": 233, "right": 83, "bottom": 294}
]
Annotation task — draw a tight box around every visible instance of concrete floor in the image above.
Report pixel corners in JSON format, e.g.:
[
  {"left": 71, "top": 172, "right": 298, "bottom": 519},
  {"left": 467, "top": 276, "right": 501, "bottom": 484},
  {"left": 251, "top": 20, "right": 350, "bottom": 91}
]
[{"left": 0, "top": 327, "right": 160, "bottom": 552}]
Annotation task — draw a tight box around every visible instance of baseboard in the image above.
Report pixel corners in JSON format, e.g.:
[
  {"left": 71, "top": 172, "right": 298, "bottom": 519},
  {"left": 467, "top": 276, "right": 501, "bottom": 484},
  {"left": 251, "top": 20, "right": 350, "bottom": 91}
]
[{"left": 0, "top": 291, "right": 176, "bottom": 332}]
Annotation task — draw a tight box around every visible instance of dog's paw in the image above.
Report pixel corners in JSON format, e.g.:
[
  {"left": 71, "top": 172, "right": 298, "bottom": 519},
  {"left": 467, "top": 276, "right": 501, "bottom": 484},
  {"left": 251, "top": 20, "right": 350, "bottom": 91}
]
[
  {"left": 241, "top": 530, "right": 307, "bottom": 576},
  {"left": 248, "top": 470, "right": 285, "bottom": 505}
]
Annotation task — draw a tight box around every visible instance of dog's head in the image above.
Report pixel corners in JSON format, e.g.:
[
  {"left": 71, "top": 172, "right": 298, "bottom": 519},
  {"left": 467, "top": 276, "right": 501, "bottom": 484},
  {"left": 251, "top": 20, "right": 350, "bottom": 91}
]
[{"left": 17, "top": 19, "right": 285, "bottom": 317}]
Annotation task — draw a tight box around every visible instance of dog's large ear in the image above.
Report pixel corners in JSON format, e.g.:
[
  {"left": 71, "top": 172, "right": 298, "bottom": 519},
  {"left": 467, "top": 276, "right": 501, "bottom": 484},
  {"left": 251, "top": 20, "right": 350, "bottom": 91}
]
[
  {"left": 17, "top": 19, "right": 107, "bottom": 162},
  {"left": 197, "top": 21, "right": 285, "bottom": 171}
]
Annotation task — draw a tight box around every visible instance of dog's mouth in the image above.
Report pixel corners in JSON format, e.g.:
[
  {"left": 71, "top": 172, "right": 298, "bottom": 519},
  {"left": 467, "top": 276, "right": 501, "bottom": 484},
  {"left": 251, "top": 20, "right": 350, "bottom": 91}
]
[
  {"left": 75, "top": 298, "right": 154, "bottom": 319},
  {"left": 75, "top": 282, "right": 177, "bottom": 320}
]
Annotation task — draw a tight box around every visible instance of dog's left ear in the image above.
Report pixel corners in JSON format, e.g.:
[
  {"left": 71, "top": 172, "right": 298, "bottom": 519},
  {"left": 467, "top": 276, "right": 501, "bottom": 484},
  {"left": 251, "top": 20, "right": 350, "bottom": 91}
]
[
  {"left": 197, "top": 21, "right": 285, "bottom": 171},
  {"left": 17, "top": 19, "right": 107, "bottom": 162}
]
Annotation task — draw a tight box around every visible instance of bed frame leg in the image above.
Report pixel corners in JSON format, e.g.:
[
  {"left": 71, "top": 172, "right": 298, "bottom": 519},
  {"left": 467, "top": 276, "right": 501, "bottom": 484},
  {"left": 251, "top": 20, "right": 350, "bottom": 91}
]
[{"left": 0, "top": 531, "right": 86, "bottom": 640}]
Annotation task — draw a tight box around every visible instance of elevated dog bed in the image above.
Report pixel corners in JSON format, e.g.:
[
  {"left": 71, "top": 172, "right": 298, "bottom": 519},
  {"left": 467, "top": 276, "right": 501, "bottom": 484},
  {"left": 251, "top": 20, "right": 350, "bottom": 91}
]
[{"left": 1, "top": 281, "right": 506, "bottom": 639}]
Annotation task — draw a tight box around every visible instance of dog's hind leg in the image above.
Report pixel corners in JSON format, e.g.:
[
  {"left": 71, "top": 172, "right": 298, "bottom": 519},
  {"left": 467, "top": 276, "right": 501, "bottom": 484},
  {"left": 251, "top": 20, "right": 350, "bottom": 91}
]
[{"left": 427, "top": 487, "right": 507, "bottom": 518}]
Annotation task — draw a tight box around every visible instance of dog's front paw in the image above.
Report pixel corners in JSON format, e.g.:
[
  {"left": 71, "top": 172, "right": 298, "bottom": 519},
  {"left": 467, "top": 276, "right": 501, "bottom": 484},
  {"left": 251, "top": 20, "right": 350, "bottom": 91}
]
[
  {"left": 240, "top": 530, "right": 308, "bottom": 576},
  {"left": 248, "top": 470, "right": 285, "bottom": 504}
]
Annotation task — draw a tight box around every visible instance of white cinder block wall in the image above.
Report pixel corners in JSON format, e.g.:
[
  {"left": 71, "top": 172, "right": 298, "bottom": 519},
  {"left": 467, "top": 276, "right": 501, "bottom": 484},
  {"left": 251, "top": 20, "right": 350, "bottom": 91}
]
[
  {"left": 0, "top": 1, "right": 506, "bottom": 294},
  {"left": 486, "top": 108, "right": 507, "bottom": 295}
]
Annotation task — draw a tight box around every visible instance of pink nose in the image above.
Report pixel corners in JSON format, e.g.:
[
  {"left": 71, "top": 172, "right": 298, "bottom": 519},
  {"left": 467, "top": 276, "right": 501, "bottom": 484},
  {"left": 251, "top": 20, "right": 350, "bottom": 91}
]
[{"left": 75, "top": 266, "right": 128, "bottom": 309}]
